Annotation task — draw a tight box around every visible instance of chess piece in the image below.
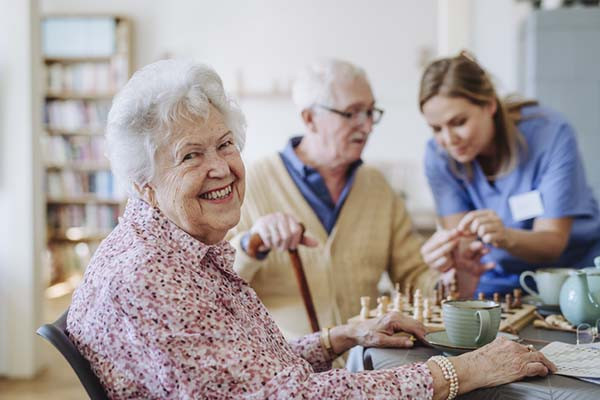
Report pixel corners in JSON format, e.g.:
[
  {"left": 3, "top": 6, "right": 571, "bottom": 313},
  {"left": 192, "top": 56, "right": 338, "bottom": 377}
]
[
  {"left": 360, "top": 296, "right": 371, "bottom": 320},
  {"left": 505, "top": 293, "right": 513, "bottom": 311},
  {"left": 413, "top": 305, "right": 423, "bottom": 322},
  {"left": 376, "top": 295, "right": 390, "bottom": 316},
  {"left": 493, "top": 292, "right": 500, "bottom": 303},
  {"left": 435, "top": 284, "right": 443, "bottom": 306},
  {"left": 393, "top": 291, "right": 403, "bottom": 313},
  {"left": 423, "top": 298, "right": 432, "bottom": 321},
  {"left": 512, "top": 288, "right": 522, "bottom": 308},
  {"left": 413, "top": 289, "right": 422, "bottom": 309},
  {"left": 478, "top": 292, "right": 485, "bottom": 301}
]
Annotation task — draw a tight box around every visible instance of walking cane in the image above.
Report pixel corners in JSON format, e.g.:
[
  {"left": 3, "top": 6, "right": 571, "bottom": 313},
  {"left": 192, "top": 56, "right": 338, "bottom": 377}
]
[{"left": 247, "top": 225, "right": 320, "bottom": 332}]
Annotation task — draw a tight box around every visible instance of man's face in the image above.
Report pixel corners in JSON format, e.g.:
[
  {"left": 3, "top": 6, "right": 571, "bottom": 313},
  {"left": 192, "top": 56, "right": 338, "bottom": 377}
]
[{"left": 311, "top": 77, "right": 375, "bottom": 167}]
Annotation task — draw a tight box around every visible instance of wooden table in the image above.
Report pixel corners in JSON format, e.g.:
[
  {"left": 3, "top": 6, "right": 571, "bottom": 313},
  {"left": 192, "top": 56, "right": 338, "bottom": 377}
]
[{"left": 349, "top": 324, "right": 600, "bottom": 399}]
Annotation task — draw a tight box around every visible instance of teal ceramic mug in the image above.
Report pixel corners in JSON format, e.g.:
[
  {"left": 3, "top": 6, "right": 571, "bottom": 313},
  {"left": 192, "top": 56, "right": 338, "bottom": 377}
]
[{"left": 442, "top": 300, "right": 501, "bottom": 348}]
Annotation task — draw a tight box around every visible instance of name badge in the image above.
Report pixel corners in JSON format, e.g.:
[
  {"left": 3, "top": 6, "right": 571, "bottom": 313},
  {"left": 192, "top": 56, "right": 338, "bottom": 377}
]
[{"left": 509, "top": 190, "right": 545, "bottom": 222}]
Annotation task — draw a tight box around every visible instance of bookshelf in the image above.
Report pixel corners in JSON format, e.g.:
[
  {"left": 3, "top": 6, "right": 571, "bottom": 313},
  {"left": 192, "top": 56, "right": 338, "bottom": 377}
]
[{"left": 41, "top": 15, "right": 132, "bottom": 297}]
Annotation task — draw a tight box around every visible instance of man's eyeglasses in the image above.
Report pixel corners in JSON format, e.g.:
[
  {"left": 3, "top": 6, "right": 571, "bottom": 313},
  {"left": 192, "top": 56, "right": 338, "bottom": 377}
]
[{"left": 315, "top": 104, "right": 384, "bottom": 125}]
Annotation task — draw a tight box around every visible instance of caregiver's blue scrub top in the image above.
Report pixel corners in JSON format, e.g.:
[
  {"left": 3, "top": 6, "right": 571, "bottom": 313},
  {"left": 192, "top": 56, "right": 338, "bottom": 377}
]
[{"left": 424, "top": 105, "right": 600, "bottom": 295}]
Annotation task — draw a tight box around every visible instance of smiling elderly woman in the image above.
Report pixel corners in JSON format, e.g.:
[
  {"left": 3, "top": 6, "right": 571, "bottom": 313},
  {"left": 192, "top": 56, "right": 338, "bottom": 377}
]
[{"left": 67, "top": 60, "right": 556, "bottom": 400}]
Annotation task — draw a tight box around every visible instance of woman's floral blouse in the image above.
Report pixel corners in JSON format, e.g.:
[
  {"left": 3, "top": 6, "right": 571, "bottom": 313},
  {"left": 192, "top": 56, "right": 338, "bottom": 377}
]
[{"left": 68, "top": 198, "right": 433, "bottom": 399}]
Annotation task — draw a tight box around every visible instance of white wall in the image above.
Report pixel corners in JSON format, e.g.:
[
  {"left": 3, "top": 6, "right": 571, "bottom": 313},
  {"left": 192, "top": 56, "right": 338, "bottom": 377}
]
[
  {"left": 0, "top": 0, "right": 44, "bottom": 377},
  {"left": 471, "top": 0, "right": 532, "bottom": 95},
  {"left": 41, "top": 0, "right": 439, "bottom": 211}
]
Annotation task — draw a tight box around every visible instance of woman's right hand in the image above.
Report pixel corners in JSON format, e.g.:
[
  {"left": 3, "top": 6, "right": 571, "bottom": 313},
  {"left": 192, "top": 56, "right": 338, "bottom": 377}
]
[
  {"left": 421, "top": 229, "right": 462, "bottom": 272},
  {"left": 249, "top": 212, "right": 318, "bottom": 252},
  {"left": 450, "top": 337, "right": 557, "bottom": 394}
]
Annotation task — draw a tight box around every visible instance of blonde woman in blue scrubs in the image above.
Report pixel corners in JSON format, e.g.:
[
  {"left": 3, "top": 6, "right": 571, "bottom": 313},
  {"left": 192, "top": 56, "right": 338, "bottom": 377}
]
[{"left": 419, "top": 52, "right": 600, "bottom": 297}]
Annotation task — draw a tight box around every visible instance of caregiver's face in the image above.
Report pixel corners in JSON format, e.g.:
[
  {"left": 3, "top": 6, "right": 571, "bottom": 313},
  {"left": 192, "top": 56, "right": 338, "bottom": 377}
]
[
  {"left": 149, "top": 104, "right": 245, "bottom": 244},
  {"left": 422, "top": 95, "right": 496, "bottom": 163}
]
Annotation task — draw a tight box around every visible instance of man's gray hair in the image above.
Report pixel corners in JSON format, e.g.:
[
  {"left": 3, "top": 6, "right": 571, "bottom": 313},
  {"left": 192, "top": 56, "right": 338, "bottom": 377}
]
[
  {"left": 291, "top": 59, "right": 368, "bottom": 112},
  {"left": 105, "top": 59, "right": 246, "bottom": 196}
]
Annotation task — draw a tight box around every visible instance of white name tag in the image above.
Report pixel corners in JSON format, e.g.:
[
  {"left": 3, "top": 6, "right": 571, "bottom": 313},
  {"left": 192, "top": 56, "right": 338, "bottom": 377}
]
[{"left": 509, "top": 190, "right": 545, "bottom": 222}]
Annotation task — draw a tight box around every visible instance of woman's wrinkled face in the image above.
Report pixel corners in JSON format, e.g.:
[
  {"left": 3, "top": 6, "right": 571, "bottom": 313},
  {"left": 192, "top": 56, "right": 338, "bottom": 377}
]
[
  {"left": 147, "top": 105, "right": 245, "bottom": 244},
  {"left": 422, "top": 95, "right": 496, "bottom": 163}
]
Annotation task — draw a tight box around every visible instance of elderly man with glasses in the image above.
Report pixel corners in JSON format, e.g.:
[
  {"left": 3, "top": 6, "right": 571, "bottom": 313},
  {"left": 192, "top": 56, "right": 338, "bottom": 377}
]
[{"left": 228, "top": 59, "right": 439, "bottom": 342}]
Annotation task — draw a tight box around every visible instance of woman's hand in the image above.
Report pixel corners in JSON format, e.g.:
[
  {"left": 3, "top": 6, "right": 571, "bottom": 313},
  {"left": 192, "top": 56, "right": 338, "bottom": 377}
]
[
  {"left": 457, "top": 210, "right": 512, "bottom": 249},
  {"left": 450, "top": 337, "right": 557, "bottom": 394},
  {"left": 421, "top": 229, "right": 462, "bottom": 272},
  {"left": 249, "top": 212, "right": 318, "bottom": 252},
  {"left": 329, "top": 312, "right": 427, "bottom": 355}
]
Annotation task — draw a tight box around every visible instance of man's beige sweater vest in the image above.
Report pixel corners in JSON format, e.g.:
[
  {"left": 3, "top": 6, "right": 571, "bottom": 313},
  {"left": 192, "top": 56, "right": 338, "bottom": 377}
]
[{"left": 228, "top": 154, "right": 438, "bottom": 339}]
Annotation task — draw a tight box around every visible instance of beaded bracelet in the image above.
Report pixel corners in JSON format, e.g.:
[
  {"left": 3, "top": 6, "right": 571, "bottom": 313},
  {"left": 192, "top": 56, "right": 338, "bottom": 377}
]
[{"left": 429, "top": 355, "right": 459, "bottom": 400}]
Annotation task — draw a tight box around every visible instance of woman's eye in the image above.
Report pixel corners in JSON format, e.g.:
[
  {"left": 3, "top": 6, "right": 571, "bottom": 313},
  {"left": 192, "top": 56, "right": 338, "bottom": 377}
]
[
  {"left": 432, "top": 127, "right": 441, "bottom": 133},
  {"left": 183, "top": 152, "right": 199, "bottom": 162},
  {"left": 453, "top": 118, "right": 466, "bottom": 126},
  {"left": 219, "top": 140, "right": 234, "bottom": 150}
]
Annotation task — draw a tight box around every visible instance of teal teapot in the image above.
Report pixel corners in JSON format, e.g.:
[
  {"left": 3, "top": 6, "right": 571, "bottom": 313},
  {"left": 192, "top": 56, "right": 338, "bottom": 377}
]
[{"left": 559, "top": 256, "right": 600, "bottom": 326}]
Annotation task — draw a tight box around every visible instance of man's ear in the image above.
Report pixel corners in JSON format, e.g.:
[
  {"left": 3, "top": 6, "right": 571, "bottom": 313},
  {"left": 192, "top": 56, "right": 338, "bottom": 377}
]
[
  {"left": 301, "top": 109, "right": 318, "bottom": 133},
  {"left": 134, "top": 182, "right": 157, "bottom": 207}
]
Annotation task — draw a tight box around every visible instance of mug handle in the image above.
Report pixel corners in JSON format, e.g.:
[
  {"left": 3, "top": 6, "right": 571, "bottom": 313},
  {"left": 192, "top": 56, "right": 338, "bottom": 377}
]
[
  {"left": 519, "top": 271, "right": 539, "bottom": 297},
  {"left": 475, "top": 310, "right": 491, "bottom": 346}
]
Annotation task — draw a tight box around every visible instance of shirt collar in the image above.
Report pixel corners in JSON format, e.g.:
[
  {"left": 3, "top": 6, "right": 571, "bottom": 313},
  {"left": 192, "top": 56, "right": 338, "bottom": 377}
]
[
  {"left": 280, "top": 136, "right": 363, "bottom": 177},
  {"left": 122, "top": 197, "right": 236, "bottom": 265}
]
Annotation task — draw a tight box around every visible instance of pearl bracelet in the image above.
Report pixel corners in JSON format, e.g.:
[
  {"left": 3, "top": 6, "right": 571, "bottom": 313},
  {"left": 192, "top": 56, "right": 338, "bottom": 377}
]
[{"left": 429, "top": 355, "right": 459, "bottom": 400}]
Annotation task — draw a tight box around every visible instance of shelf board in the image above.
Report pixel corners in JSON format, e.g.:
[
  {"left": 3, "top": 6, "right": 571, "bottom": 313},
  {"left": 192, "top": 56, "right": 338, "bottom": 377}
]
[
  {"left": 44, "top": 56, "right": 113, "bottom": 64},
  {"left": 44, "top": 126, "right": 105, "bottom": 136},
  {"left": 49, "top": 227, "right": 113, "bottom": 242},
  {"left": 47, "top": 196, "right": 124, "bottom": 205},
  {"left": 45, "top": 91, "right": 116, "bottom": 100},
  {"left": 46, "top": 162, "right": 111, "bottom": 171},
  {"left": 45, "top": 273, "right": 83, "bottom": 299}
]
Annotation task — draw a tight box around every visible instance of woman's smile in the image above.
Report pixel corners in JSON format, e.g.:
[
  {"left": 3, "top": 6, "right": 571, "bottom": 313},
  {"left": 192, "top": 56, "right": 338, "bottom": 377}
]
[{"left": 198, "top": 183, "right": 234, "bottom": 203}]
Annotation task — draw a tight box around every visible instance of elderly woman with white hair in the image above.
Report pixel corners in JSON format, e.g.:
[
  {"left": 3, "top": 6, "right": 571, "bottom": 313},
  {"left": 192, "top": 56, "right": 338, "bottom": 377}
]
[{"left": 67, "top": 59, "right": 555, "bottom": 399}]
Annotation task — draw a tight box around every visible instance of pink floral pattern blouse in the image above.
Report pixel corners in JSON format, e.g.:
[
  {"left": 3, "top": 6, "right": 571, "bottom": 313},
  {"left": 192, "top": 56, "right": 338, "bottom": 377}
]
[{"left": 68, "top": 198, "right": 433, "bottom": 399}]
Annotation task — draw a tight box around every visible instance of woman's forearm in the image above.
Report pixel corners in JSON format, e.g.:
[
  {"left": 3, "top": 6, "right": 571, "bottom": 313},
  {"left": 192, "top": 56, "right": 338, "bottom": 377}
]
[{"left": 503, "top": 228, "right": 568, "bottom": 263}]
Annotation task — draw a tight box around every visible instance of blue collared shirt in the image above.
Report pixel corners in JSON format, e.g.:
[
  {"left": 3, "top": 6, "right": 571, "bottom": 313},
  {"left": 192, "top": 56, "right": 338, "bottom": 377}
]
[
  {"left": 279, "top": 136, "right": 362, "bottom": 234},
  {"left": 240, "top": 136, "right": 362, "bottom": 258}
]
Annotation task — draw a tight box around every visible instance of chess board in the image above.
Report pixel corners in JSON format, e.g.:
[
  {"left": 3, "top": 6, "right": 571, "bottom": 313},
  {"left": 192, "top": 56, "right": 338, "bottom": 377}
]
[{"left": 348, "top": 302, "right": 537, "bottom": 334}]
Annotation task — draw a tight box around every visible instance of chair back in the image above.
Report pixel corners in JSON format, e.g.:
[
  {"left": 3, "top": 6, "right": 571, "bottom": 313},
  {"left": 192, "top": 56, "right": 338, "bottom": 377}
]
[{"left": 36, "top": 308, "right": 109, "bottom": 400}]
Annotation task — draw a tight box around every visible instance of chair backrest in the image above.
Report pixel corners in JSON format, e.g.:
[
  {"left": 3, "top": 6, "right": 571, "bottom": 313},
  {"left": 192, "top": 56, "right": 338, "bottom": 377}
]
[{"left": 36, "top": 308, "right": 109, "bottom": 400}]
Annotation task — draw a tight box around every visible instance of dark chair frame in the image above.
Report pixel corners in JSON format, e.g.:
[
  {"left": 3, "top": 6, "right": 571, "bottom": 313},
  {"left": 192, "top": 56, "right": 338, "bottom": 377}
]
[{"left": 36, "top": 308, "right": 109, "bottom": 400}]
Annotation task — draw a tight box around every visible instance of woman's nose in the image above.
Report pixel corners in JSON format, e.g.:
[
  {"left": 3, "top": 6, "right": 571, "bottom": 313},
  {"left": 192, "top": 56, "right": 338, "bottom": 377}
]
[
  {"left": 442, "top": 127, "right": 459, "bottom": 146},
  {"left": 207, "top": 153, "right": 230, "bottom": 178}
]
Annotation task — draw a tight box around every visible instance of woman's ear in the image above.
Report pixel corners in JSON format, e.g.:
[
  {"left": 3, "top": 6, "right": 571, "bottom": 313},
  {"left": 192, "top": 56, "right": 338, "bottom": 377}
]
[
  {"left": 134, "top": 182, "right": 157, "bottom": 207},
  {"left": 487, "top": 98, "right": 498, "bottom": 116},
  {"left": 301, "top": 109, "right": 318, "bottom": 133}
]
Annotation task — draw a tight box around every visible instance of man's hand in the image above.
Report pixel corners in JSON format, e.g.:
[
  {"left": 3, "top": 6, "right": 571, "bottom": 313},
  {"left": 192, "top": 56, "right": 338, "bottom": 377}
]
[{"left": 250, "top": 212, "right": 318, "bottom": 252}]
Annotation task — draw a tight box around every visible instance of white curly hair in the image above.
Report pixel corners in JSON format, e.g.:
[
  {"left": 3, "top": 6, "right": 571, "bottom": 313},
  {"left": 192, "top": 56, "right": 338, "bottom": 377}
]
[{"left": 105, "top": 59, "right": 246, "bottom": 196}]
